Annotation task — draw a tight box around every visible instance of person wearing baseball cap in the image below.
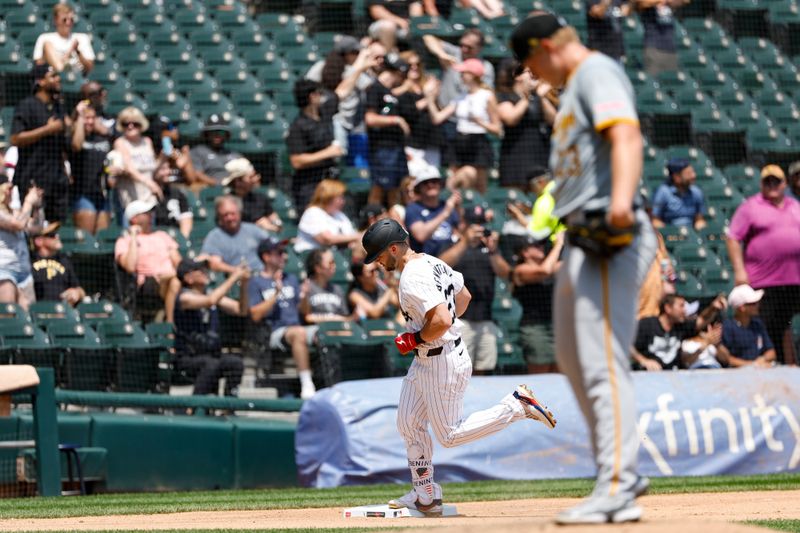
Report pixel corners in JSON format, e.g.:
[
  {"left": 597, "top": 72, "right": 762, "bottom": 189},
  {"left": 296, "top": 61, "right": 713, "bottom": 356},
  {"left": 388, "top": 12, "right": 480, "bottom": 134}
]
[
  {"left": 173, "top": 257, "right": 249, "bottom": 397},
  {"left": 189, "top": 114, "right": 241, "bottom": 187},
  {"left": 221, "top": 158, "right": 282, "bottom": 234},
  {"left": 651, "top": 157, "right": 706, "bottom": 231},
  {"left": 727, "top": 163, "right": 800, "bottom": 366},
  {"left": 511, "top": 10, "right": 656, "bottom": 524},
  {"left": 403, "top": 165, "right": 461, "bottom": 258},
  {"left": 786, "top": 160, "right": 800, "bottom": 201},
  {"left": 30, "top": 221, "right": 86, "bottom": 306},
  {"left": 115, "top": 197, "right": 182, "bottom": 323},
  {"left": 423, "top": 56, "right": 500, "bottom": 193},
  {"left": 249, "top": 237, "right": 317, "bottom": 399},
  {"left": 720, "top": 284, "right": 776, "bottom": 368}
]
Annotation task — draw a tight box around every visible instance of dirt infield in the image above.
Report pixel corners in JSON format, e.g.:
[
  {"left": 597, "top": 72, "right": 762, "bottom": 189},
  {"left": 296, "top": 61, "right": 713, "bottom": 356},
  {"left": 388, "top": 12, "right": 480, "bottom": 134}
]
[{"left": 1, "top": 490, "right": 797, "bottom": 531}]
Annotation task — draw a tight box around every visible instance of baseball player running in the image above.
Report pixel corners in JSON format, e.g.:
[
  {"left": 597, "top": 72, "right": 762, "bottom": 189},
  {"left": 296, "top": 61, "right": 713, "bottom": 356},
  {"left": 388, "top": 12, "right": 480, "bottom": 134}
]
[
  {"left": 361, "top": 218, "right": 556, "bottom": 517},
  {"left": 511, "top": 12, "right": 657, "bottom": 524}
]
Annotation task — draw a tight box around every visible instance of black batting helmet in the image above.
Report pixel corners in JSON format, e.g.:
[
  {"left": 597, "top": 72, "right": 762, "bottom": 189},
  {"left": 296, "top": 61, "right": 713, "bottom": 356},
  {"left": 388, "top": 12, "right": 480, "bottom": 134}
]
[{"left": 362, "top": 218, "right": 409, "bottom": 264}]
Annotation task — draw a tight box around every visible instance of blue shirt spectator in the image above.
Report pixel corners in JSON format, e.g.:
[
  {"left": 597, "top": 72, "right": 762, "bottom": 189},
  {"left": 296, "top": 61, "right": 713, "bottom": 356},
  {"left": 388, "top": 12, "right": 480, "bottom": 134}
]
[
  {"left": 201, "top": 195, "right": 271, "bottom": 272},
  {"left": 404, "top": 171, "right": 460, "bottom": 257},
  {"left": 721, "top": 283, "right": 777, "bottom": 368},
  {"left": 248, "top": 272, "right": 302, "bottom": 329},
  {"left": 652, "top": 158, "right": 706, "bottom": 230}
]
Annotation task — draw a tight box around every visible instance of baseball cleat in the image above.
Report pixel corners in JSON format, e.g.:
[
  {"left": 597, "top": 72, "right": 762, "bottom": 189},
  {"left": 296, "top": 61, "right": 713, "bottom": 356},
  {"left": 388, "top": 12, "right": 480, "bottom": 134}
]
[
  {"left": 556, "top": 497, "right": 642, "bottom": 524},
  {"left": 513, "top": 384, "right": 556, "bottom": 429},
  {"left": 388, "top": 487, "right": 443, "bottom": 517}
]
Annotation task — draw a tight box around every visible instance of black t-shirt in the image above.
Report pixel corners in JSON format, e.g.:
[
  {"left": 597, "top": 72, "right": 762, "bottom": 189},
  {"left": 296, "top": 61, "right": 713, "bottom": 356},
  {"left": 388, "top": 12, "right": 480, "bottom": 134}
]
[
  {"left": 365, "top": 81, "right": 405, "bottom": 150},
  {"left": 153, "top": 184, "right": 190, "bottom": 229},
  {"left": 70, "top": 131, "right": 110, "bottom": 199},
  {"left": 634, "top": 316, "right": 695, "bottom": 369},
  {"left": 286, "top": 91, "right": 339, "bottom": 188},
  {"left": 366, "top": 0, "right": 412, "bottom": 18},
  {"left": 585, "top": 0, "right": 626, "bottom": 60},
  {"left": 174, "top": 289, "right": 219, "bottom": 354},
  {"left": 30, "top": 252, "right": 81, "bottom": 302},
  {"left": 241, "top": 190, "right": 275, "bottom": 224},
  {"left": 513, "top": 279, "right": 553, "bottom": 325},
  {"left": 399, "top": 91, "right": 441, "bottom": 150},
  {"left": 640, "top": 6, "right": 677, "bottom": 52},
  {"left": 11, "top": 95, "right": 67, "bottom": 191},
  {"left": 496, "top": 92, "right": 551, "bottom": 187},
  {"left": 454, "top": 245, "right": 494, "bottom": 322}
]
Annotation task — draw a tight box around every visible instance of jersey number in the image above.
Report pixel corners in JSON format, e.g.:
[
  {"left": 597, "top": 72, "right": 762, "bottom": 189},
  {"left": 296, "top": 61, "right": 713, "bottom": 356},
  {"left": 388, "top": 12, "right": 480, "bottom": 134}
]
[{"left": 444, "top": 284, "right": 456, "bottom": 322}]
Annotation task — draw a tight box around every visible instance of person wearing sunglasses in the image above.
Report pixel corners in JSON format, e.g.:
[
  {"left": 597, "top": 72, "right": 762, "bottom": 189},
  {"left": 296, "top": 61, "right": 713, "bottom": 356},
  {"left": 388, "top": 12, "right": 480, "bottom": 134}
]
[
  {"left": 111, "top": 107, "right": 160, "bottom": 220},
  {"left": 33, "top": 3, "right": 95, "bottom": 74},
  {"left": 727, "top": 164, "right": 800, "bottom": 366}
]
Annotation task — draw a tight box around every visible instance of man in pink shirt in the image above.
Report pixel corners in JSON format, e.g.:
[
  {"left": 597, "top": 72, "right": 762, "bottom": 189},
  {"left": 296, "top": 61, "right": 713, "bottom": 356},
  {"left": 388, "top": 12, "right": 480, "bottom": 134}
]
[
  {"left": 726, "top": 164, "right": 800, "bottom": 365},
  {"left": 115, "top": 199, "right": 182, "bottom": 322}
]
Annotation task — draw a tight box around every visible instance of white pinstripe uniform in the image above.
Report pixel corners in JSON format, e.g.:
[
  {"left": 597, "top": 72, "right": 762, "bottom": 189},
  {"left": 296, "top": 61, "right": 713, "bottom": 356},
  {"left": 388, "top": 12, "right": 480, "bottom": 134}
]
[{"left": 396, "top": 254, "right": 529, "bottom": 503}]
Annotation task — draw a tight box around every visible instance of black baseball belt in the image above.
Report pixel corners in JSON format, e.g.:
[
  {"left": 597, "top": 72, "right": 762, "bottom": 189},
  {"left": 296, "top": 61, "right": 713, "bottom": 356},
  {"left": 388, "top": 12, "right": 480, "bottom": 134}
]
[{"left": 415, "top": 337, "right": 461, "bottom": 357}]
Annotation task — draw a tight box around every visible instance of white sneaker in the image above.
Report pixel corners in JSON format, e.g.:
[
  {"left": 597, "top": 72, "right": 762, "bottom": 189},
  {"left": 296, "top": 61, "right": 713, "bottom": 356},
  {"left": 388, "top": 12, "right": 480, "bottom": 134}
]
[
  {"left": 300, "top": 384, "right": 316, "bottom": 400},
  {"left": 513, "top": 385, "right": 556, "bottom": 429},
  {"left": 388, "top": 484, "right": 443, "bottom": 516}
]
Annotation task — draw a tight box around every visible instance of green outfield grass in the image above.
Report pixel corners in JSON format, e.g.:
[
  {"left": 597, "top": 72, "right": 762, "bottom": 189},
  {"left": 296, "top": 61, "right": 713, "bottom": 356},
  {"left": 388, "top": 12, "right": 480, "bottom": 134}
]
[
  {"left": 749, "top": 521, "right": 800, "bottom": 533},
  {"left": 1, "top": 473, "right": 799, "bottom": 519}
]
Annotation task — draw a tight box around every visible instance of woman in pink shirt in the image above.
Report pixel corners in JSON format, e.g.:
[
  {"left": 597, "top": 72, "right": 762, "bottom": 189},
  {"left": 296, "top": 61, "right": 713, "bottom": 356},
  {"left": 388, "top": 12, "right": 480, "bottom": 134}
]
[{"left": 726, "top": 164, "right": 800, "bottom": 365}]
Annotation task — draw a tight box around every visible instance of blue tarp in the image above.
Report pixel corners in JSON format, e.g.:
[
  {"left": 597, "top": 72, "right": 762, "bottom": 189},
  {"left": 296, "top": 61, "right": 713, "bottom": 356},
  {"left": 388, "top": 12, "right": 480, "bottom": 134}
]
[{"left": 296, "top": 367, "right": 800, "bottom": 487}]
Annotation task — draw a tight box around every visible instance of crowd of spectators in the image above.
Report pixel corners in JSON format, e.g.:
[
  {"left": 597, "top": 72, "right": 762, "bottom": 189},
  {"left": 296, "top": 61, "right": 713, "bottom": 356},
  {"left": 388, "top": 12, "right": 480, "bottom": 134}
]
[{"left": 0, "top": 1, "right": 798, "bottom": 400}]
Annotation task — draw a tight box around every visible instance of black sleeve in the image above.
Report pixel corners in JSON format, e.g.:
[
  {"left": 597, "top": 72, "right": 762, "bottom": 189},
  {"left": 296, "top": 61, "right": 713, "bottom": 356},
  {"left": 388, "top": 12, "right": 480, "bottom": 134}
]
[
  {"left": 496, "top": 92, "right": 518, "bottom": 105},
  {"left": 397, "top": 92, "right": 419, "bottom": 122},
  {"left": 633, "top": 318, "right": 651, "bottom": 356},
  {"left": 285, "top": 119, "right": 307, "bottom": 155},
  {"left": 11, "top": 100, "right": 31, "bottom": 135},
  {"left": 320, "top": 91, "right": 340, "bottom": 122},
  {"left": 177, "top": 189, "right": 190, "bottom": 215}
]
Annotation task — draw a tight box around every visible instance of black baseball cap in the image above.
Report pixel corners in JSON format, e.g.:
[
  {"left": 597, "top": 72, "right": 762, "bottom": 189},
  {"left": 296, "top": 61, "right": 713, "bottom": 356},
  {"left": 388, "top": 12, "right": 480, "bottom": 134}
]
[
  {"left": 510, "top": 12, "right": 565, "bottom": 62},
  {"left": 384, "top": 53, "right": 409, "bottom": 75},
  {"left": 177, "top": 258, "right": 209, "bottom": 281},
  {"left": 257, "top": 237, "right": 289, "bottom": 257},
  {"left": 362, "top": 219, "right": 409, "bottom": 264}
]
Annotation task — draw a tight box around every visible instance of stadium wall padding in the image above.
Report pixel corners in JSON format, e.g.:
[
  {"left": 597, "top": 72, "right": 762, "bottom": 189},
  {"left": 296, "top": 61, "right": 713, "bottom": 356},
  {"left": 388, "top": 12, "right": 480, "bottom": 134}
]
[{"left": 296, "top": 368, "right": 800, "bottom": 487}]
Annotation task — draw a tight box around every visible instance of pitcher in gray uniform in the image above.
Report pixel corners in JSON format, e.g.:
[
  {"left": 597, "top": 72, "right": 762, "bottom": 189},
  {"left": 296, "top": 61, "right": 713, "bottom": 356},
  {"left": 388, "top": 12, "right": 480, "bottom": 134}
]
[{"left": 512, "top": 13, "right": 657, "bottom": 524}]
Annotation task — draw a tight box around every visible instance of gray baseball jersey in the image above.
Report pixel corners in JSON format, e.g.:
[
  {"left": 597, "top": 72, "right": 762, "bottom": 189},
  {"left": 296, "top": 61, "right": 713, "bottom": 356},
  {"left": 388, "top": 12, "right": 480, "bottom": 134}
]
[{"left": 549, "top": 52, "right": 639, "bottom": 218}]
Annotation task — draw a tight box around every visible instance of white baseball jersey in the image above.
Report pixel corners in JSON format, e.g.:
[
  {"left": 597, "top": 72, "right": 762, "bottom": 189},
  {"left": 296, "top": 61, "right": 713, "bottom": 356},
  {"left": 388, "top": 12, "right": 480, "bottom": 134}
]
[{"left": 398, "top": 254, "right": 464, "bottom": 350}]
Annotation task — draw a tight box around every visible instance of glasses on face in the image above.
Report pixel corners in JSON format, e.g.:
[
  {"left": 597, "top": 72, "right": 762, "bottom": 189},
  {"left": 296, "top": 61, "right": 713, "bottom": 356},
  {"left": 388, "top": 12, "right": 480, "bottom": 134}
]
[
  {"left": 762, "top": 176, "right": 783, "bottom": 187},
  {"left": 122, "top": 121, "right": 142, "bottom": 129},
  {"left": 460, "top": 42, "right": 476, "bottom": 51},
  {"left": 60, "top": 16, "right": 75, "bottom": 24}
]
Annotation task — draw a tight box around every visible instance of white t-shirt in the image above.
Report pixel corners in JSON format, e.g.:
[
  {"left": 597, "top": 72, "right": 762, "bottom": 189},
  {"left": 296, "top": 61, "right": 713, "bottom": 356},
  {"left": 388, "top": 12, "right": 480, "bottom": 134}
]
[
  {"left": 682, "top": 339, "right": 722, "bottom": 369},
  {"left": 399, "top": 254, "right": 464, "bottom": 350},
  {"left": 294, "top": 206, "right": 355, "bottom": 253},
  {"left": 455, "top": 88, "right": 492, "bottom": 135},
  {"left": 33, "top": 32, "right": 95, "bottom": 73}
]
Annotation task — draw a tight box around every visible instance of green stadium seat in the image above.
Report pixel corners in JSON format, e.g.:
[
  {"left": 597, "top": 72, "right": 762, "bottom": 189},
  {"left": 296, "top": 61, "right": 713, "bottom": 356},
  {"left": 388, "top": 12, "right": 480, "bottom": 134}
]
[
  {"left": 86, "top": 4, "right": 130, "bottom": 36},
  {"left": 683, "top": 17, "right": 732, "bottom": 50},
  {"left": 746, "top": 123, "right": 795, "bottom": 154},
  {"left": 98, "top": 322, "right": 160, "bottom": 392},
  {"left": 89, "top": 58, "right": 123, "bottom": 84},
  {"left": 0, "top": 302, "right": 31, "bottom": 325},
  {"left": 58, "top": 227, "right": 98, "bottom": 254},
  {"left": 494, "top": 325, "right": 526, "bottom": 375},
  {"left": 0, "top": 322, "right": 59, "bottom": 379},
  {"left": 145, "top": 321, "right": 175, "bottom": 349},
  {"left": 214, "top": 66, "right": 264, "bottom": 95},
  {"left": 5, "top": 6, "right": 45, "bottom": 38},
  {"left": 171, "top": 9, "right": 214, "bottom": 31},
  {"left": 48, "top": 323, "right": 112, "bottom": 391},
  {"left": 146, "top": 25, "right": 184, "bottom": 49},
  {"left": 283, "top": 248, "right": 306, "bottom": 277},
  {"left": 491, "top": 295, "right": 523, "bottom": 340},
  {"left": 29, "top": 301, "right": 80, "bottom": 328},
  {"left": 697, "top": 218, "right": 730, "bottom": 246},
  {"left": 0, "top": 38, "right": 31, "bottom": 74},
  {"left": 361, "top": 318, "right": 408, "bottom": 375},
  {"left": 15, "top": 26, "right": 48, "bottom": 56},
  {"left": 705, "top": 181, "right": 745, "bottom": 218},
  {"left": 656, "top": 70, "right": 699, "bottom": 94},
  {"left": 262, "top": 186, "right": 298, "bottom": 221},
  {"left": 658, "top": 225, "right": 703, "bottom": 249},
  {"left": 664, "top": 146, "right": 713, "bottom": 170},
  {"left": 674, "top": 271, "right": 706, "bottom": 300},
  {"left": 77, "top": 301, "right": 131, "bottom": 327},
  {"left": 129, "top": 9, "right": 168, "bottom": 32}
]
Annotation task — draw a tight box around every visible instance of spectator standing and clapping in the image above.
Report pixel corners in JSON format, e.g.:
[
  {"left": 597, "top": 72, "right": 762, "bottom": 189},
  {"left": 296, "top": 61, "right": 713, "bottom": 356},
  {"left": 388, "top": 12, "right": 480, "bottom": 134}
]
[
  {"left": 111, "top": 107, "right": 159, "bottom": 213},
  {"left": 425, "top": 58, "right": 501, "bottom": 193},
  {"left": 10, "top": 64, "right": 69, "bottom": 222},
  {"left": 286, "top": 80, "right": 344, "bottom": 210},
  {"left": 70, "top": 100, "right": 111, "bottom": 234},
  {"left": 439, "top": 205, "right": 512, "bottom": 374},
  {"left": 221, "top": 158, "right": 282, "bottom": 234},
  {"left": 300, "top": 248, "right": 360, "bottom": 324},
  {"left": 33, "top": 3, "right": 95, "bottom": 74},
  {"left": 404, "top": 168, "right": 460, "bottom": 257},
  {"left": 249, "top": 238, "right": 317, "bottom": 400},
  {"left": 151, "top": 157, "right": 193, "bottom": 239},
  {"left": 395, "top": 51, "right": 443, "bottom": 171},
  {"left": 348, "top": 259, "right": 399, "bottom": 320},
  {"left": 496, "top": 60, "right": 556, "bottom": 190},
  {"left": 634, "top": 0, "right": 688, "bottom": 76},
  {"left": 201, "top": 196, "right": 271, "bottom": 274},
  {"left": 586, "top": 0, "right": 630, "bottom": 61},
  {"left": 295, "top": 179, "right": 361, "bottom": 254},
  {"left": 189, "top": 115, "right": 242, "bottom": 190},
  {"left": 30, "top": 222, "right": 85, "bottom": 306},
  {"left": 651, "top": 158, "right": 707, "bottom": 230},
  {"left": 364, "top": 55, "right": 411, "bottom": 207},
  {"left": 174, "top": 259, "right": 249, "bottom": 397},
  {"left": 512, "top": 233, "right": 565, "bottom": 374},
  {"left": 0, "top": 182, "right": 43, "bottom": 309},
  {"left": 114, "top": 200, "right": 182, "bottom": 323},
  {"left": 721, "top": 284, "right": 777, "bottom": 368},
  {"left": 726, "top": 164, "right": 800, "bottom": 365},
  {"left": 423, "top": 29, "right": 495, "bottom": 109}
]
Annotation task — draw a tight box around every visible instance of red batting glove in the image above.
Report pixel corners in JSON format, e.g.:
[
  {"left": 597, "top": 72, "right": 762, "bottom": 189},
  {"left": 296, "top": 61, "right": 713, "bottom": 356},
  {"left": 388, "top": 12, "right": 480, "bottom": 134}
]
[{"left": 394, "top": 332, "right": 420, "bottom": 355}]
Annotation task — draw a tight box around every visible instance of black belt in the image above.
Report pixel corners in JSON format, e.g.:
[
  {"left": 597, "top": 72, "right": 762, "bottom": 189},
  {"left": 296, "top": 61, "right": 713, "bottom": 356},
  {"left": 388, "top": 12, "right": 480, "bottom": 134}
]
[{"left": 416, "top": 338, "right": 461, "bottom": 357}]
